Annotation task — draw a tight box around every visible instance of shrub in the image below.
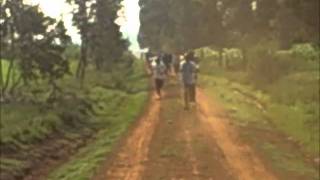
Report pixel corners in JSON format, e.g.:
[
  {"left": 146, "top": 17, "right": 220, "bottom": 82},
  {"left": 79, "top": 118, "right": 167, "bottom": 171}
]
[
  {"left": 291, "top": 43, "right": 319, "bottom": 61},
  {"left": 247, "top": 48, "right": 292, "bottom": 88}
]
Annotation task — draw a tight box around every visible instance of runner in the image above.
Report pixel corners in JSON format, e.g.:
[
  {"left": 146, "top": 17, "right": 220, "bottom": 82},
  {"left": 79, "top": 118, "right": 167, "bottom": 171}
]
[
  {"left": 163, "top": 53, "right": 173, "bottom": 74},
  {"left": 151, "top": 56, "right": 167, "bottom": 100},
  {"left": 189, "top": 51, "right": 199, "bottom": 103},
  {"left": 145, "top": 50, "right": 153, "bottom": 73},
  {"left": 172, "top": 53, "right": 180, "bottom": 75},
  {"left": 180, "top": 51, "right": 198, "bottom": 110}
]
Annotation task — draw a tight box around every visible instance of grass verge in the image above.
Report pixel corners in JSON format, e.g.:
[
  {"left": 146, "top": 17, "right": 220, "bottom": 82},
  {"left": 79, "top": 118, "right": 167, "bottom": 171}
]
[
  {"left": 200, "top": 74, "right": 319, "bottom": 179},
  {"left": 1, "top": 59, "right": 150, "bottom": 180}
]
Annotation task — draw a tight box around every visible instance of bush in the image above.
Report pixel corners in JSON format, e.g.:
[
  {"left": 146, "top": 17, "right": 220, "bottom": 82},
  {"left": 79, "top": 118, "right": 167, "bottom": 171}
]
[
  {"left": 247, "top": 48, "right": 292, "bottom": 88},
  {"left": 222, "top": 48, "right": 243, "bottom": 69},
  {"left": 268, "top": 72, "right": 319, "bottom": 105},
  {"left": 291, "top": 43, "right": 319, "bottom": 61}
]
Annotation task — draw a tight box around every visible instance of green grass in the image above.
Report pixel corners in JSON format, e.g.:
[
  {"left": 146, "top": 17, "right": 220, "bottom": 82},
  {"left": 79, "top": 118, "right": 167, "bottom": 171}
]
[
  {"left": 47, "top": 91, "right": 148, "bottom": 180},
  {"left": 200, "top": 73, "right": 319, "bottom": 153},
  {"left": 261, "top": 143, "right": 317, "bottom": 177},
  {"left": 160, "top": 146, "right": 182, "bottom": 158},
  {"left": 1, "top": 59, "right": 21, "bottom": 87},
  {"left": 199, "top": 54, "right": 320, "bottom": 155},
  {"left": 1, "top": 104, "right": 60, "bottom": 144},
  {"left": 0, "top": 158, "right": 27, "bottom": 171},
  {"left": 199, "top": 52, "right": 319, "bottom": 178},
  {"left": 200, "top": 74, "right": 319, "bottom": 179},
  {"left": 1, "top": 59, "right": 150, "bottom": 179}
]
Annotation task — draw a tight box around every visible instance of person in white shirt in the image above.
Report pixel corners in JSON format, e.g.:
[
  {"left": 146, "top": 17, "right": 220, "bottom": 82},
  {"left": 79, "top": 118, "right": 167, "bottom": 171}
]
[
  {"left": 180, "top": 51, "right": 199, "bottom": 109},
  {"left": 172, "top": 53, "right": 180, "bottom": 75},
  {"left": 151, "top": 57, "right": 167, "bottom": 99}
]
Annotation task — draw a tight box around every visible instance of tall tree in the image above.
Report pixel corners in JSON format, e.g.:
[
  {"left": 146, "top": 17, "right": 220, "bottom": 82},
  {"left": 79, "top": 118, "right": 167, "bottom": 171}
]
[
  {"left": 1, "top": 0, "right": 71, "bottom": 98},
  {"left": 67, "top": 0, "right": 93, "bottom": 85},
  {"left": 90, "top": 0, "right": 128, "bottom": 71},
  {"left": 67, "top": 0, "right": 128, "bottom": 76},
  {"left": 139, "top": 0, "right": 226, "bottom": 53},
  {"left": 139, "top": 0, "right": 319, "bottom": 52}
]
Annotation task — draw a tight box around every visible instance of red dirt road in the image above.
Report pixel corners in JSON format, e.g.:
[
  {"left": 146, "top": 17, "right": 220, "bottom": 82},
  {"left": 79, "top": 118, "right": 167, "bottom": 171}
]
[
  {"left": 197, "top": 89, "right": 276, "bottom": 180},
  {"left": 94, "top": 81, "right": 276, "bottom": 180}
]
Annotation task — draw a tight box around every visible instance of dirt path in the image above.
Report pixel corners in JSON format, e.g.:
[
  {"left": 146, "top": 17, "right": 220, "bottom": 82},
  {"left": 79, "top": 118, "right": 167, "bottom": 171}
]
[
  {"left": 197, "top": 89, "right": 276, "bottom": 180},
  {"left": 93, "top": 93, "right": 161, "bottom": 180},
  {"left": 94, "top": 80, "right": 276, "bottom": 180}
]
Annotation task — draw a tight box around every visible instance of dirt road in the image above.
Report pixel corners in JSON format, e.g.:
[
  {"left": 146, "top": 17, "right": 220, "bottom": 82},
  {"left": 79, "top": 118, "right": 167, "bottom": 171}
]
[{"left": 94, "top": 80, "right": 276, "bottom": 180}]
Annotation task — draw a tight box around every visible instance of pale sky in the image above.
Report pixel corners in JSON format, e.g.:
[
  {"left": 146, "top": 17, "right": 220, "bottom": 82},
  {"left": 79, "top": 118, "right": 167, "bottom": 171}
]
[{"left": 24, "top": 0, "right": 141, "bottom": 51}]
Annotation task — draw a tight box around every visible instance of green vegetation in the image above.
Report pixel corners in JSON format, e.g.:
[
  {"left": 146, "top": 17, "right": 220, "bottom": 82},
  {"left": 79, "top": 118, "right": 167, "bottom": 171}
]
[
  {"left": 47, "top": 91, "right": 147, "bottom": 180},
  {"left": 199, "top": 44, "right": 319, "bottom": 179},
  {"left": 139, "top": 0, "right": 319, "bottom": 53},
  {"left": 1, "top": 1, "right": 148, "bottom": 179},
  {"left": 1, "top": 59, "right": 149, "bottom": 179},
  {"left": 1, "top": 0, "right": 319, "bottom": 179}
]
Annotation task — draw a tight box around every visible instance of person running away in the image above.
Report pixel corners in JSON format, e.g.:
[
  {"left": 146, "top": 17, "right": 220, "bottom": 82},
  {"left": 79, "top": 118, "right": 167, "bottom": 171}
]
[
  {"left": 163, "top": 53, "right": 173, "bottom": 74},
  {"left": 180, "top": 51, "right": 198, "bottom": 110},
  {"left": 172, "top": 53, "right": 180, "bottom": 75},
  {"left": 145, "top": 50, "right": 153, "bottom": 73},
  {"left": 152, "top": 57, "right": 167, "bottom": 99},
  {"left": 188, "top": 51, "right": 199, "bottom": 103}
]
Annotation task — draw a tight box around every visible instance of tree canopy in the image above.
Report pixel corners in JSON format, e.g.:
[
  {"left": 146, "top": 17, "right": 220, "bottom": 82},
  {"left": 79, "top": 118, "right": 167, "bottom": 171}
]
[
  {"left": 1, "top": 0, "right": 71, "bottom": 95},
  {"left": 138, "top": 0, "right": 319, "bottom": 52}
]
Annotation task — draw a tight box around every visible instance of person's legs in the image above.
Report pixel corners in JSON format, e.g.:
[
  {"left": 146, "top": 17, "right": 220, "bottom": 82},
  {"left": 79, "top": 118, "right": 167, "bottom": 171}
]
[
  {"left": 155, "top": 79, "right": 164, "bottom": 99},
  {"left": 174, "top": 64, "right": 179, "bottom": 75},
  {"left": 165, "top": 63, "right": 170, "bottom": 74},
  {"left": 190, "top": 84, "right": 196, "bottom": 102},
  {"left": 159, "top": 79, "right": 164, "bottom": 97},
  {"left": 184, "top": 84, "right": 191, "bottom": 110},
  {"left": 193, "top": 84, "right": 197, "bottom": 102},
  {"left": 155, "top": 79, "right": 161, "bottom": 97}
]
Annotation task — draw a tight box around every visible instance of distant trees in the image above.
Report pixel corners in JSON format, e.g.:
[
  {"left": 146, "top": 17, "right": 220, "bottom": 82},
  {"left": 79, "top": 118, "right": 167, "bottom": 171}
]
[
  {"left": 1, "top": 0, "right": 71, "bottom": 97},
  {"left": 138, "top": 0, "right": 319, "bottom": 52},
  {"left": 66, "top": 0, "right": 91, "bottom": 85},
  {"left": 274, "top": 0, "right": 319, "bottom": 47},
  {"left": 139, "top": 0, "right": 226, "bottom": 53},
  {"left": 64, "top": 44, "right": 81, "bottom": 60},
  {"left": 90, "top": 0, "right": 128, "bottom": 71},
  {"left": 66, "top": 0, "right": 128, "bottom": 86},
  {"left": 0, "top": 0, "right": 129, "bottom": 100}
]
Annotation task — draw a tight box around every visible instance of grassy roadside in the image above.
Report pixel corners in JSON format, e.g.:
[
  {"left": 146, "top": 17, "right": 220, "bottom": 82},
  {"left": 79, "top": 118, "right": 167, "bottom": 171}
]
[
  {"left": 200, "top": 75, "right": 319, "bottom": 179},
  {"left": 199, "top": 57, "right": 319, "bottom": 179},
  {"left": 1, "top": 59, "right": 150, "bottom": 179},
  {"left": 47, "top": 91, "right": 148, "bottom": 180}
]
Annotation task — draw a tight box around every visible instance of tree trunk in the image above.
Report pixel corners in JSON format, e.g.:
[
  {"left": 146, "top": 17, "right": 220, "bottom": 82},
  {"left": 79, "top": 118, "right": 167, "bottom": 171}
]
[
  {"left": 3, "top": 58, "right": 14, "bottom": 93},
  {"left": 242, "top": 48, "right": 248, "bottom": 71},
  {"left": 0, "top": 59, "right": 3, "bottom": 90},
  {"left": 76, "top": 57, "right": 83, "bottom": 78},
  {"left": 77, "top": 38, "right": 87, "bottom": 88},
  {"left": 200, "top": 49, "right": 205, "bottom": 59},
  {"left": 3, "top": 22, "right": 15, "bottom": 94},
  {"left": 225, "top": 57, "right": 230, "bottom": 70},
  {"left": 9, "top": 74, "right": 22, "bottom": 95},
  {"left": 218, "top": 48, "right": 223, "bottom": 67},
  {"left": 0, "top": 59, "right": 4, "bottom": 101}
]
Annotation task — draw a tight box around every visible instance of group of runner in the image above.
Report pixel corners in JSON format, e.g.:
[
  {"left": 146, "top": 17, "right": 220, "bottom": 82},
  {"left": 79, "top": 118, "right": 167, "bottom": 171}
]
[{"left": 145, "top": 51, "right": 199, "bottom": 110}]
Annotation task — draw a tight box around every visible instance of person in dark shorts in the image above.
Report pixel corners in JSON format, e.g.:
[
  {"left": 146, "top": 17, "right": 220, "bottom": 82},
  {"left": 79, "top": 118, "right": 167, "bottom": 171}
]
[
  {"left": 180, "top": 51, "right": 198, "bottom": 109},
  {"left": 152, "top": 57, "right": 166, "bottom": 99},
  {"left": 145, "top": 50, "right": 153, "bottom": 72},
  {"left": 162, "top": 53, "right": 173, "bottom": 74},
  {"left": 173, "top": 53, "right": 180, "bottom": 75},
  {"left": 189, "top": 52, "right": 199, "bottom": 103}
]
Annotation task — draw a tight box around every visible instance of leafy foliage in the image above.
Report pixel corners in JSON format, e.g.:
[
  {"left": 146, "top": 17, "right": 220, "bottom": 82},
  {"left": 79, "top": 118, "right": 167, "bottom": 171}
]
[
  {"left": 139, "top": 0, "right": 319, "bottom": 51},
  {"left": 66, "top": 0, "right": 129, "bottom": 83},
  {"left": 291, "top": 43, "right": 319, "bottom": 61},
  {"left": 0, "top": 0, "right": 71, "bottom": 97}
]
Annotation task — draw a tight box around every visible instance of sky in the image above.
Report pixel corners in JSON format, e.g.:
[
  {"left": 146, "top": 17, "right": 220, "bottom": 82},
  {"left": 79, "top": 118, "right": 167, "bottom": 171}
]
[
  {"left": 117, "top": 0, "right": 141, "bottom": 51},
  {"left": 24, "top": 0, "right": 141, "bottom": 51}
]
